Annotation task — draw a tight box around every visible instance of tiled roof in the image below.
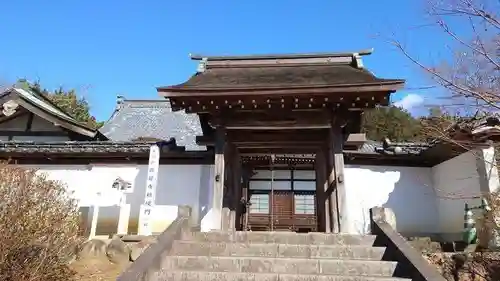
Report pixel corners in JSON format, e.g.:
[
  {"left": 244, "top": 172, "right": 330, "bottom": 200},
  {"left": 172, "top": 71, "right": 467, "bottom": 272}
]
[
  {"left": 0, "top": 141, "right": 176, "bottom": 154},
  {"left": 159, "top": 51, "right": 404, "bottom": 91},
  {"left": 161, "top": 64, "right": 404, "bottom": 90},
  {"left": 0, "top": 139, "right": 437, "bottom": 164},
  {"left": 99, "top": 99, "right": 205, "bottom": 151},
  {"left": 357, "top": 139, "right": 432, "bottom": 155}
]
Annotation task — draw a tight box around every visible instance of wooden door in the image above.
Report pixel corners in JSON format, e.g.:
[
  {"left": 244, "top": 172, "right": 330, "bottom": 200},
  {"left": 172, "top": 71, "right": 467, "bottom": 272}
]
[{"left": 271, "top": 191, "right": 294, "bottom": 230}]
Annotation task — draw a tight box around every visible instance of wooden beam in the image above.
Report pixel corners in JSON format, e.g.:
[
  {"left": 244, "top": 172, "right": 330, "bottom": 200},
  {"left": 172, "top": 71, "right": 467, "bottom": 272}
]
[
  {"left": 170, "top": 92, "right": 389, "bottom": 112},
  {"left": 0, "top": 110, "right": 28, "bottom": 125},
  {"left": 236, "top": 144, "right": 319, "bottom": 149},
  {"left": 25, "top": 113, "right": 34, "bottom": 131},
  {"left": 212, "top": 110, "right": 333, "bottom": 129},
  {"left": 326, "top": 116, "right": 346, "bottom": 233},
  {"left": 161, "top": 84, "right": 402, "bottom": 97},
  {"left": 228, "top": 129, "right": 327, "bottom": 138},
  {"left": 199, "top": 131, "right": 365, "bottom": 145},
  {"left": 1, "top": 156, "right": 214, "bottom": 165},
  {"left": 0, "top": 131, "right": 67, "bottom": 137},
  {"left": 198, "top": 132, "right": 365, "bottom": 152},
  {"left": 239, "top": 147, "right": 318, "bottom": 154},
  {"left": 198, "top": 130, "right": 328, "bottom": 146}
]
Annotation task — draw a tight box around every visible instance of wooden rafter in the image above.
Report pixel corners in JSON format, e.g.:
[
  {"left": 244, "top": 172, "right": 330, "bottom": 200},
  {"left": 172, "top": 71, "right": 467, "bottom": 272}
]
[{"left": 168, "top": 92, "right": 391, "bottom": 113}]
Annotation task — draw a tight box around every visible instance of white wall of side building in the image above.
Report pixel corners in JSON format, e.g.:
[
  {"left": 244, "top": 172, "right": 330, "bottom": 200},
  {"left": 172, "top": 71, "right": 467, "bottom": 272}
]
[
  {"left": 431, "top": 147, "right": 499, "bottom": 241},
  {"left": 31, "top": 164, "right": 214, "bottom": 237},
  {"left": 344, "top": 147, "right": 499, "bottom": 239},
  {"left": 25, "top": 147, "right": 499, "bottom": 239},
  {"left": 343, "top": 165, "right": 437, "bottom": 236}
]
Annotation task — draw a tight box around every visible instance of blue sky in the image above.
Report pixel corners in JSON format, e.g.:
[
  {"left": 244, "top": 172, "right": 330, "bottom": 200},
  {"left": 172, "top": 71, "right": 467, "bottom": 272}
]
[{"left": 0, "top": 0, "right": 449, "bottom": 121}]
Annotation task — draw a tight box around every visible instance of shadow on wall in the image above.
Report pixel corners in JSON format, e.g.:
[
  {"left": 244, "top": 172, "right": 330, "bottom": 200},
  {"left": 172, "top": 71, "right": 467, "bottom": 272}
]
[
  {"left": 381, "top": 166, "right": 438, "bottom": 237},
  {"left": 127, "top": 164, "right": 213, "bottom": 234},
  {"left": 345, "top": 165, "right": 437, "bottom": 236},
  {"left": 127, "top": 166, "right": 148, "bottom": 234}
]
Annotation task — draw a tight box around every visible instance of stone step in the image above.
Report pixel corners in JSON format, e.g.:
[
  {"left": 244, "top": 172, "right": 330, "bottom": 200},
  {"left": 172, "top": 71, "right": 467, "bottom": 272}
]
[
  {"left": 163, "top": 256, "right": 398, "bottom": 276},
  {"left": 171, "top": 241, "right": 386, "bottom": 260},
  {"left": 158, "top": 271, "right": 411, "bottom": 281},
  {"left": 184, "top": 231, "right": 376, "bottom": 246}
]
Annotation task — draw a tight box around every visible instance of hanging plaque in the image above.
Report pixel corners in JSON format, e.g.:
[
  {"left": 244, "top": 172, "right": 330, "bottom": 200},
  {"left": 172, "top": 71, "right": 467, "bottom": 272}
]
[{"left": 138, "top": 144, "right": 160, "bottom": 235}]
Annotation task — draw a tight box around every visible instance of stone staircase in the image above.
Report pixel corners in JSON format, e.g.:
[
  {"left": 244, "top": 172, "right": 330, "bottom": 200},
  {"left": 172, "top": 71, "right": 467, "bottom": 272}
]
[{"left": 154, "top": 231, "right": 412, "bottom": 281}]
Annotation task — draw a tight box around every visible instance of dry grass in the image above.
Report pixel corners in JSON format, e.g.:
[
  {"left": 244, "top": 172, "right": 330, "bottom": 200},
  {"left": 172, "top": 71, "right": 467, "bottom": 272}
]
[{"left": 0, "top": 162, "right": 81, "bottom": 281}]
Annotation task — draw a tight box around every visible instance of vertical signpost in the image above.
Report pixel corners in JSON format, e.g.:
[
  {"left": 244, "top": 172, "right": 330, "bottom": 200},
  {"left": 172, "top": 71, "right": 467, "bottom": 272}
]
[{"left": 138, "top": 143, "right": 161, "bottom": 236}]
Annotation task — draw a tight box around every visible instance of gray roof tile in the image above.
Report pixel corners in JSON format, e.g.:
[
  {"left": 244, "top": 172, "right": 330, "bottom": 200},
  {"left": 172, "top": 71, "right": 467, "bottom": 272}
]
[
  {"left": 99, "top": 99, "right": 205, "bottom": 151},
  {"left": 0, "top": 141, "right": 175, "bottom": 154}
]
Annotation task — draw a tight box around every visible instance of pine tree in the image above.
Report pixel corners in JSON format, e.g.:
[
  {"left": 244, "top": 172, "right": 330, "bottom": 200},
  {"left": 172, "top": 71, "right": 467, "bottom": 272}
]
[
  {"left": 16, "top": 79, "right": 103, "bottom": 129},
  {"left": 361, "top": 106, "right": 423, "bottom": 141}
]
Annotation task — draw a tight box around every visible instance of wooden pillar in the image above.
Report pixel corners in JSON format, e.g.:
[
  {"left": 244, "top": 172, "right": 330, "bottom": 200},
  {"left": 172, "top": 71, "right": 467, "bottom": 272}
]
[
  {"left": 222, "top": 143, "right": 233, "bottom": 231},
  {"left": 323, "top": 146, "right": 335, "bottom": 233},
  {"left": 315, "top": 151, "right": 328, "bottom": 232},
  {"left": 326, "top": 115, "right": 346, "bottom": 233},
  {"left": 241, "top": 166, "right": 252, "bottom": 231},
  {"left": 232, "top": 149, "right": 242, "bottom": 230},
  {"left": 212, "top": 126, "right": 226, "bottom": 230}
]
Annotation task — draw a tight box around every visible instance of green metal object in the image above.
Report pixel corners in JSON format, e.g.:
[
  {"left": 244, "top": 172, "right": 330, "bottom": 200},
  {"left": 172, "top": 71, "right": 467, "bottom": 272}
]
[
  {"left": 463, "top": 203, "right": 477, "bottom": 244},
  {"left": 463, "top": 198, "right": 491, "bottom": 244}
]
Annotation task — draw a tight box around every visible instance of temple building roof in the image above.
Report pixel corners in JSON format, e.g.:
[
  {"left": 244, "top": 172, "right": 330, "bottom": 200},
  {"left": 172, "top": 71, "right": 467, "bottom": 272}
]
[
  {"left": 160, "top": 64, "right": 403, "bottom": 91},
  {"left": 158, "top": 49, "right": 405, "bottom": 113},
  {"left": 159, "top": 49, "right": 404, "bottom": 92},
  {"left": 0, "top": 87, "right": 102, "bottom": 140},
  {"left": 99, "top": 98, "right": 205, "bottom": 151}
]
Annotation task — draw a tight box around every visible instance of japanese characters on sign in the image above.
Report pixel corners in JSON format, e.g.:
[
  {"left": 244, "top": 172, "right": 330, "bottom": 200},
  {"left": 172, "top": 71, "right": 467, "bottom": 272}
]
[{"left": 139, "top": 144, "right": 160, "bottom": 235}]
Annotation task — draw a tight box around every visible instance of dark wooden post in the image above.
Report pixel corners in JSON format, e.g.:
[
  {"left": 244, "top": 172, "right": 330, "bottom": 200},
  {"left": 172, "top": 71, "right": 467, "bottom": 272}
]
[
  {"left": 222, "top": 143, "right": 234, "bottom": 231},
  {"left": 315, "top": 150, "right": 328, "bottom": 232},
  {"left": 326, "top": 114, "right": 346, "bottom": 233},
  {"left": 241, "top": 166, "right": 252, "bottom": 231},
  {"left": 213, "top": 126, "right": 226, "bottom": 230},
  {"left": 232, "top": 149, "right": 242, "bottom": 230}
]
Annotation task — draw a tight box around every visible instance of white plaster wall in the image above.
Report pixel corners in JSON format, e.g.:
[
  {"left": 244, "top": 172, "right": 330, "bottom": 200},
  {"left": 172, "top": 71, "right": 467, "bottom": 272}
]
[
  {"left": 432, "top": 148, "right": 499, "bottom": 238},
  {"left": 30, "top": 163, "right": 214, "bottom": 235},
  {"left": 21, "top": 151, "right": 496, "bottom": 237},
  {"left": 343, "top": 165, "right": 436, "bottom": 235},
  {"left": 483, "top": 147, "right": 499, "bottom": 193},
  {"left": 248, "top": 167, "right": 437, "bottom": 235}
]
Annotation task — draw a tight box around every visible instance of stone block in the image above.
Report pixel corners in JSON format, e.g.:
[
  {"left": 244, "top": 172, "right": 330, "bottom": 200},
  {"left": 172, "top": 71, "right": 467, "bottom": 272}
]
[
  {"left": 156, "top": 271, "right": 412, "bottom": 281},
  {"left": 186, "top": 231, "right": 376, "bottom": 246},
  {"left": 77, "top": 239, "right": 107, "bottom": 260},
  {"left": 318, "top": 259, "right": 398, "bottom": 276},
  {"left": 170, "top": 241, "right": 385, "bottom": 260},
  {"left": 106, "top": 236, "right": 130, "bottom": 264},
  {"left": 163, "top": 256, "right": 398, "bottom": 276}
]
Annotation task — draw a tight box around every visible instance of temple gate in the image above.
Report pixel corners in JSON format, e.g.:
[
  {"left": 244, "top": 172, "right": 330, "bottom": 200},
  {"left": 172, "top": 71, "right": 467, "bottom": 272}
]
[{"left": 157, "top": 49, "right": 404, "bottom": 233}]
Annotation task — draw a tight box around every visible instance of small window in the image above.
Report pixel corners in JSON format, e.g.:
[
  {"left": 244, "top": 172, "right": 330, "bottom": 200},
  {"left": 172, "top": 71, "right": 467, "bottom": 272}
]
[
  {"left": 294, "top": 194, "right": 315, "bottom": 214},
  {"left": 249, "top": 194, "right": 269, "bottom": 214}
]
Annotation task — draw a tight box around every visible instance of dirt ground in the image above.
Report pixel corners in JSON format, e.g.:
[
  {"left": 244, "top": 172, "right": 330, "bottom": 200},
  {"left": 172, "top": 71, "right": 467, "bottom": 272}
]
[{"left": 70, "top": 258, "right": 130, "bottom": 281}]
